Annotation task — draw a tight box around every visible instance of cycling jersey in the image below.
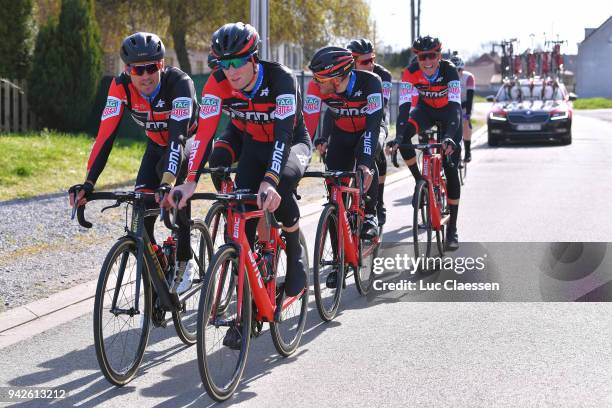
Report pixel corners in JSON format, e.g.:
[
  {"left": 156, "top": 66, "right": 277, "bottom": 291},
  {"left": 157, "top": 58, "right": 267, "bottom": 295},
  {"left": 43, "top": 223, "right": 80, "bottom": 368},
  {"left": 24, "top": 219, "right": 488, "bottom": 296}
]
[
  {"left": 304, "top": 69, "right": 384, "bottom": 168},
  {"left": 87, "top": 67, "right": 198, "bottom": 186},
  {"left": 187, "top": 60, "right": 310, "bottom": 187},
  {"left": 460, "top": 70, "right": 475, "bottom": 116},
  {"left": 396, "top": 59, "right": 462, "bottom": 145}
]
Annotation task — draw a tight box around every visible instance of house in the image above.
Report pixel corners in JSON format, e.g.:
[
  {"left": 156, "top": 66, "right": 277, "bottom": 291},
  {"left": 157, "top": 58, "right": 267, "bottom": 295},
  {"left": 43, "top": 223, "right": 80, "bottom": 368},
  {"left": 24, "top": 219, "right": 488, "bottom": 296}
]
[
  {"left": 464, "top": 53, "right": 501, "bottom": 96},
  {"left": 577, "top": 16, "right": 612, "bottom": 98}
]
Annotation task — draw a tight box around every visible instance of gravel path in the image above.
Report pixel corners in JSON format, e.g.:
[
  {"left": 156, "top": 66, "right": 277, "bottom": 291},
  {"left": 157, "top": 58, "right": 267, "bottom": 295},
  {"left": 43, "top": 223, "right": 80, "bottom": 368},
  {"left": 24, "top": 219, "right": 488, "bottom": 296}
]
[{"left": 0, "top": 157, "right": 403, "bottom": 313}]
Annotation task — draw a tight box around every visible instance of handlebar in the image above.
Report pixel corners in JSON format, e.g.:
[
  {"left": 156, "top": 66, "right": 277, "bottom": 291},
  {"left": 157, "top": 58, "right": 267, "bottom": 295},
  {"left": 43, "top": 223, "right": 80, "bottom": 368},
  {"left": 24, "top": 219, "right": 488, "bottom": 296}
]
[
  {"left": 199, "top": 167, "right": 237, "bottom": 176},
  {"left": 70, "top": 191, "right": 156, "bottom": 229},
  {"left": 303, "top": 170, "right": 357, "bottom": 179},
  {"left": 391, "top": 143, "right": 454, "bottom": 168}
]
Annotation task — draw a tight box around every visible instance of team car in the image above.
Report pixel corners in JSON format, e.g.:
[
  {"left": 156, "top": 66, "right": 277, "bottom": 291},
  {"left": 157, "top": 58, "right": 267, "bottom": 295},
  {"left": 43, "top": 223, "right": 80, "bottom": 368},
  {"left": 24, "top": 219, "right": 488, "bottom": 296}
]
[{"left": 486, "top": 78, "right": 576, "bottom": 146}]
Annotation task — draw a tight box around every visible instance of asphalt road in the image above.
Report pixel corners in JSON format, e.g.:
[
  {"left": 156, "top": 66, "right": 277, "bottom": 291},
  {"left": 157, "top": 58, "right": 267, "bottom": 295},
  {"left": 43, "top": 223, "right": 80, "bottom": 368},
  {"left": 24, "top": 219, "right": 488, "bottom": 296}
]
[{"left": 1, "top": 111, "right": 611, "bottom": 407}]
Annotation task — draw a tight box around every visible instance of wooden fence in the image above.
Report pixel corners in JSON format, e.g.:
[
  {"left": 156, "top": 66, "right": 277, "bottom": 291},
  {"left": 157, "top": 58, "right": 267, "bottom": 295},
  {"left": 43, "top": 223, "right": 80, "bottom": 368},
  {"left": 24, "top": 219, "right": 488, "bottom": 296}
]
[{"left": 0, "top": 79, "right": 36, "bottom": 133}]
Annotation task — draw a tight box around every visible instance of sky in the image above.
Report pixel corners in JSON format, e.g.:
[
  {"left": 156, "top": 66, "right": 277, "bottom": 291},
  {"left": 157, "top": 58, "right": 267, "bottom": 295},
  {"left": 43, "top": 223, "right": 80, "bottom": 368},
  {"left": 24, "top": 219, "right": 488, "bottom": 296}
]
[{"left": 369, "top": 0, "right": 612, "bottom": 57}]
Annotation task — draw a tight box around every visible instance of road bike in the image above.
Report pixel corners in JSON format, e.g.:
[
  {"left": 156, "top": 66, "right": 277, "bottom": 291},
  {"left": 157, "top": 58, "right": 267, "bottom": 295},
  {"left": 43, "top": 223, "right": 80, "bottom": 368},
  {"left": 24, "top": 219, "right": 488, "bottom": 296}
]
[
  {"left": 70, "top": 189, "right": 213, "bottom": 385},
  {"left": 192, "top": 191, "right": 309, "bottom": 401},
  {"left": 305, "top": 169, "right": 380, "bottom": 321}
]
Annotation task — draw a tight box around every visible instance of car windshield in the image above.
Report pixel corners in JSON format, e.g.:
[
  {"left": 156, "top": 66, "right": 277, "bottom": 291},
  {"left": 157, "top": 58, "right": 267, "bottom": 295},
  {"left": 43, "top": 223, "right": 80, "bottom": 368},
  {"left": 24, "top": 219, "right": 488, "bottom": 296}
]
[{"left": 495, "top": 82, "right": 566, "bottom": 102}]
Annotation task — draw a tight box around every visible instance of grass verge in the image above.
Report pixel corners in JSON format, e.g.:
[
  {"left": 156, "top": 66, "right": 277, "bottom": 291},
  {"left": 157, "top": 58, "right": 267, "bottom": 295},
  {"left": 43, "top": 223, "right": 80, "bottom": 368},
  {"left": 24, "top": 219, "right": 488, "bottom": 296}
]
[
  {"left": 0, "top": 131, "right": 146, "bottom": 200},
  {"left": 573, "top": 98, "right": 612, "bottom": 110}
]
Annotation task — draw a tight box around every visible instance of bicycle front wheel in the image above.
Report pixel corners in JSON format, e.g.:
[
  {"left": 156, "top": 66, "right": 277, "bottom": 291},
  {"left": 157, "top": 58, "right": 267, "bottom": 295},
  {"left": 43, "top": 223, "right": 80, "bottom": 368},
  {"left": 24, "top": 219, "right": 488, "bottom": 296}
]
[
  {"left": 413, "top": 180, "right": 432, "bottom": 263},
  {"left": 93, "top": 237, "right": 152, "bottom": 386},
  {"left": 173, "top": 219, "right": 214, "bottom": 345},
  {"left": 197, "top": 244, "right": 251, "bottom": 402}
]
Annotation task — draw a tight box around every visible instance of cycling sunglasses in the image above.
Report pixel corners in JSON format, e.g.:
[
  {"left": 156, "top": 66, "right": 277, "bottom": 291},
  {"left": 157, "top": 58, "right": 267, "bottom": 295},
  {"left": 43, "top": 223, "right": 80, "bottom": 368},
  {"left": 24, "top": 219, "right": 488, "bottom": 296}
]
[
  {"left": 217, "top": 55, "right": 252, "bottom": 70},
  {"left": 313, "top": 74, "right": 336, "bottom": 84},
  {"left": 417, "top": 52, "right": 440, "bottom": 61},
  {"left": 356, "top": 57, "right": 375, "bottom": 66},
  {"left": 127, "top": 61, "right": 162, "bottom": 76}
]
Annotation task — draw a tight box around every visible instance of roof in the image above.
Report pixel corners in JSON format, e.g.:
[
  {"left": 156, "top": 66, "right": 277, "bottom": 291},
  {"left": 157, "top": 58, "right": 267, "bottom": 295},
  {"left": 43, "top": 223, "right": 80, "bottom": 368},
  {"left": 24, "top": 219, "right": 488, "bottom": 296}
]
[{"left": 581, "top": 16, "right": 612, "bottom": 43}]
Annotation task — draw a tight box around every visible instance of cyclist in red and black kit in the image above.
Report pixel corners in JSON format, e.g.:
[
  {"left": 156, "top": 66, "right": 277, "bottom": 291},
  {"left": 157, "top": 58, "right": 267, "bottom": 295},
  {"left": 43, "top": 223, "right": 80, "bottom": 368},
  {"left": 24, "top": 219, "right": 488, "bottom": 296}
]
[
  {"left": 69, "top": 32, "right": 199, "bottom": 292},
  {"left": 305, "top": 46, "right": 384, "bottom": 244},
  {"left": 320, "top": 38, "right": 392, "bottom": 226},
  {"left": 386, "top": 36, "right": 462, "bottom": 250},
  {"left": 167, "top": 23, "right": 311, "bottom": 312}
]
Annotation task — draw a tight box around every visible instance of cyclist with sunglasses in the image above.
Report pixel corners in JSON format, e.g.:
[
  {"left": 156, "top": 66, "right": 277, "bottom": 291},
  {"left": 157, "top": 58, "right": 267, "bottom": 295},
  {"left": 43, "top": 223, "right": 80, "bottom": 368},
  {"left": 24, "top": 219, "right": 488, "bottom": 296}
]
[
  {"left": 386, "top": 36, "right": 462, "bottom": 250},
  {"left": 304, "top": 46, "right": 384, "bottom": 242},
  {"left": 168, "top": 22, "right": 311, "bottom": 304},
  {"left": 70, "top": 32, "right": 199, "bottom": 293},
  {"left": 450, "top": 54, "right": 475, "bottom": 163}
]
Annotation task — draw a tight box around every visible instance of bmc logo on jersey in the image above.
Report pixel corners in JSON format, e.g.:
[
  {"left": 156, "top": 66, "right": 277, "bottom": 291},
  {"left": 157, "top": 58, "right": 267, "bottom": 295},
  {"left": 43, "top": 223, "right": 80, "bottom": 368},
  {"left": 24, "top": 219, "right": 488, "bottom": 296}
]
[
  {"left": 101, "top": 97, "right": 121, "bottom": 120},
  {"left": 274, "top": 94, "right": 296, "bottom": 120},
  {"left": 199, "top": 94, "right": 222, "bottom": 119},
  {"left": 170, "top": 97, "right": 192, "bottom": 121},
  {"left": 367, "top": 93, "right": 383, "bottom": 114},
  {"left": 303, "top": 95, "right": 321, "bottom": 114}
]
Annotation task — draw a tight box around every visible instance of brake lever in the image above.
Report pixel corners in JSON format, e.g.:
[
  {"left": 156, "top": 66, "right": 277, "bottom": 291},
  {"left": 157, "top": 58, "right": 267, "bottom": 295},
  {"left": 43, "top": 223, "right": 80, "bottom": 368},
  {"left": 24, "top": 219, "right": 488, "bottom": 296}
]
[{"left": 101, "top": 202, "right": 121, "bottom": 213}]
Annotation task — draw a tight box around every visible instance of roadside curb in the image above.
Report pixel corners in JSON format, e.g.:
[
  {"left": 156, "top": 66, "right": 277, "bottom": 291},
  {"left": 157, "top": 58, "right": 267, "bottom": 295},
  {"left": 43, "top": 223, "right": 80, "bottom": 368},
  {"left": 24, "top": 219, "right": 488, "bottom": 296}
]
[{"left": 0, "top": 127, "right": 488, "bottom": 349}]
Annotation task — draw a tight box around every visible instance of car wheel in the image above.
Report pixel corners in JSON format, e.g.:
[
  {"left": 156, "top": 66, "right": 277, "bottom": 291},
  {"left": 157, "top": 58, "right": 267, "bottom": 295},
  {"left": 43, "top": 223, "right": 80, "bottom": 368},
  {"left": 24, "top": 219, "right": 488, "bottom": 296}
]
[
  {"left": 488, "top": 131, "right": 499, "bottom": 147},
  {"left": 561, "top": 131, "right": 572, "bottom": 145}
]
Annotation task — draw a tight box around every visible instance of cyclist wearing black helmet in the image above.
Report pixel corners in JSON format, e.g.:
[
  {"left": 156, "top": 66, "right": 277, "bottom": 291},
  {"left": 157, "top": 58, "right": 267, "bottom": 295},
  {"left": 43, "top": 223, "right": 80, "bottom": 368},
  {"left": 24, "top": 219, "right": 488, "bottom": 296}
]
[
  {"left": 70, "top": 32, "right": 199, "bottom": 293},
  {"left": 169, "top": 23, "right": 311, "bottom": 313},
  {"left": 348, "top": 38, "right": 392, "bottom": 225},
  {"left": 304, "top": 45, "right": 384, "bottom": 245},
  {"left": 386, "top": 35, "right": 462, "bottom": 250}
]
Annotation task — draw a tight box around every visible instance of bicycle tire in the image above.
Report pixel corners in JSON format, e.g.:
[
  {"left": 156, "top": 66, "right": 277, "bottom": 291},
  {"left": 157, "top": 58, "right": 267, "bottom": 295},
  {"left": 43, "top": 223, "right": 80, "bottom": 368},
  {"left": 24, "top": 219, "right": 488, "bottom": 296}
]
[
  {"left": 313, "top": 203, "right": 344, "bottom": 321},
  {"left": 93, "top": 237, "right": 152, "bottom": 386},
  {"left": 173, "top": 220, "right": 214, "bottom": 345},
  {"left": 355, "top": 235, "right": 376, "bottom": 296},
  {"left": 459, "top": 159, "right": 465, "bottom": 186},
  {"left": 204, "top": 202, "right": 235, "bottom": 314},
  {"left": 204, "top": 201, "right": 228, "bottom": 251},
  {"left": 435, "top": 182, "right": 448, "bottom": 257},
  {"left": 197, "top": 244, "right": 251, "bottom": 402},
  {"left": 270, "top": 235, "right": 309, "bottom": 356},
  {"left": 413, "top": 181, "right": 432, "bottom": 263}
]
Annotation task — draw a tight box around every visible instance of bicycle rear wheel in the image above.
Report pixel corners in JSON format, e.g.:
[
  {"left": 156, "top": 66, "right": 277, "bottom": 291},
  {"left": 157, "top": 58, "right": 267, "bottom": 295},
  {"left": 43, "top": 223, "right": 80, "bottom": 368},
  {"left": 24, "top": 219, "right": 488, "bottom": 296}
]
[
  {"left": 413, "top": 180, "right": 432, "bottom": 263},
  {"left": 435, "top": 183, "right": 448, "bottom": 257},
  {"left": 270, "top": 235, "right": 309, "bottom": 357},
  {"left": 204, "top": 201, "right": 228, "bottom": 251},
  {"left": 173, "top": 220, "right": 214, "bottom": 345},
  {"left": 197, "top": 244, "right": 251, "bottom": 402},
  {"left": 93, "top": 237, "right": 152, "bottom": 386},
  {"left": 204, "top": 202, "right": 235, "bottom": 314},
  {"left": 355, "top": 234, "right": 376, "bottom": 296},
  {"left": 313, "top": 203, "right": 344, "bottom": 321},
  {"left": 458, "top": 159, "right": 465, "bottom": 185}
]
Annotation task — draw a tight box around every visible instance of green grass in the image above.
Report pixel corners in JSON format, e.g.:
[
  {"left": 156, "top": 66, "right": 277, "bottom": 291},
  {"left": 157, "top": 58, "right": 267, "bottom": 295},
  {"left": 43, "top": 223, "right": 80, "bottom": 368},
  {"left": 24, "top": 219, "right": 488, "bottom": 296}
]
[
  {"left": 474, "top": 95, "right": 489, "bottom": 103},
  {"left": 573, "top": 98, "right": 612, "bottom": 110},
  {"left": 0, "top": 131, "right": 146, "bottom": 200}
]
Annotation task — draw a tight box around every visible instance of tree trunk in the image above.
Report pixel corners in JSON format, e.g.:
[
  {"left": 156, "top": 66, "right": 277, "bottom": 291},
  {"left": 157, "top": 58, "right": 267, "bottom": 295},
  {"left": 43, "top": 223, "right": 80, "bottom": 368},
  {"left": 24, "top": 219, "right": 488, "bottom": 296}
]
[{"left": 171, "top": 27, "right": 191, "bottom": 74}]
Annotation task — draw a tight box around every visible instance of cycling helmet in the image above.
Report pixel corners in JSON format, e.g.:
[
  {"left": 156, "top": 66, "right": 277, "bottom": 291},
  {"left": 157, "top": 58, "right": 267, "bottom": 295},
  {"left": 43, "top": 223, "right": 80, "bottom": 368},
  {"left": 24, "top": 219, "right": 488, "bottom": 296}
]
[
  {"left": 207, "top": 52, "right": 218, "bottom": 70},
  {"left": 308, "top": 46, "right": 354, "bottom": 78},
  {"left": 412, "top": 36, "right": 442, "bottom": 53},
  {"left": 450, "top": 55, "right": 465, "bottom": 69},
  {"left": 346, "top": 38, "right": 374, "bottom": 55},
  {"left": 120, "top": 32, "right": 165, "bottom": 64},
  {"left": 211, "top": 22, "right": 260, "bottom": 59}
]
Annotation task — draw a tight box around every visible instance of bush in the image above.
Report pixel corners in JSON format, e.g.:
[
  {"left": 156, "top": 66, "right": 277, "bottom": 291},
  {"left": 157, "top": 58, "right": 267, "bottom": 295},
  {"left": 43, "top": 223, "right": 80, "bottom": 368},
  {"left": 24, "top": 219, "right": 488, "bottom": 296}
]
[
  {"left": 28, "top": 0, "right": 102, "bottom": 132},
  {"left": 0, "top": 0, "right": 34, "bottom": 79}
]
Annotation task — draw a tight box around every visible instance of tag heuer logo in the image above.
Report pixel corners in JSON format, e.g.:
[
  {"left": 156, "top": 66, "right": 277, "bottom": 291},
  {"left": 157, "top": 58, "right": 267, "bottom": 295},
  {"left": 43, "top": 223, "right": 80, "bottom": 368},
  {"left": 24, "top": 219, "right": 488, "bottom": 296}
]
[
  {"left": 199, "top": 94, "right": 221, "bottom": 119},
  {"left": 274, "top": 94, "right": 296, "bottom": 119},
  {"left": 304, "top": 95, "right": 321, "bottom": 114}
]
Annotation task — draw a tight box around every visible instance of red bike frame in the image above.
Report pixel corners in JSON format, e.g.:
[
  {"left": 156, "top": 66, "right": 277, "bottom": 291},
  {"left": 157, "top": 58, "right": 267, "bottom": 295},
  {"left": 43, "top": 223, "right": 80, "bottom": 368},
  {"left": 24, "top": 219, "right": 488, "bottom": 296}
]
[
  {"left": 218, "top": 199, "right": 304, "bottom": 323},
  {"left": 417, "top": 138, "right": 449, "bottom": 231}
]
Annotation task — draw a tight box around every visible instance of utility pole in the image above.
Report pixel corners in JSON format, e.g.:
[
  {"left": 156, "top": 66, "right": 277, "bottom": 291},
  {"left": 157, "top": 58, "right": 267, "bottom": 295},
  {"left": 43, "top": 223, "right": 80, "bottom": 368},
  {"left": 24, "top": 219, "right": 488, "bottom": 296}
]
[
  {"left": 250, "top": 0, "right": 269, "bottom": 60},
  {"left": 411, "top": 0, "right": 422, "bottom": 44}
]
